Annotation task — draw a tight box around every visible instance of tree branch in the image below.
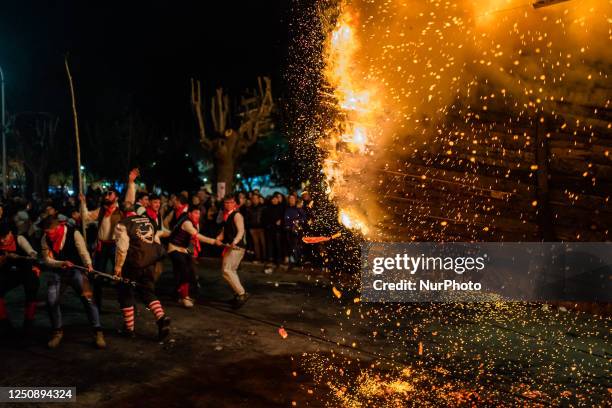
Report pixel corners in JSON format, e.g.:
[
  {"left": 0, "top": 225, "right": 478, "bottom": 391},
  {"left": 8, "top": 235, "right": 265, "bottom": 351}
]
[{"left": 190, "top": 78, "right": 213, "bottom": 151}]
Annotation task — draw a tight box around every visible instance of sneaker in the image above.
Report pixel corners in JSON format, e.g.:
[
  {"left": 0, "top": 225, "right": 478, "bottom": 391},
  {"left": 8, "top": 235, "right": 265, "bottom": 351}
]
[
  {"left": 178, "top": 297, "right": 194, "bottom": 308},
  {"left": 47, "top": 330, "right": 64, "bottom": 349},
  {"left": 232, "top": 292, "right": 251, "bottom": 310},
  {"left": 94, "top": 330, "right": 106, "bottom": 349},
  {"left": 156, "top": 315, "right": 171, "bottom": 341}
]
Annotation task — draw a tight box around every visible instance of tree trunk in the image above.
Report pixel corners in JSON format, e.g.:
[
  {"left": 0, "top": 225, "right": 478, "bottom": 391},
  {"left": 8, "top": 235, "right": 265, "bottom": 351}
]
[
  {"left": 215, "top": 154, "right": 235, "bottom": 196},
  {"left": 33, "top": 173, "right": 43, "bottom": 199},
  {"left": 24, "top": 165, "right": 49, "bottom": 199}
]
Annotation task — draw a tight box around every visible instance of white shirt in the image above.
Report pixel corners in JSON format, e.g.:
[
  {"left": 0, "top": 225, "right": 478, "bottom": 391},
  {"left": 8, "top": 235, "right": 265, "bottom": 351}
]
[
  {"left": 41, "top": 229, "right": 92, "bottom": 268},
  {"left": 167, "top": 219, "right": 216, "bottom": 254}
]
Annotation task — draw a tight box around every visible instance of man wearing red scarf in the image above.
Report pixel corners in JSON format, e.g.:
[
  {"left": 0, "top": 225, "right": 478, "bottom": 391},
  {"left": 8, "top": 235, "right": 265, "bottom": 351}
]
[
  {"left": 80, "top": 169, "right": 138, "bottom": 310},
  {"left": 163, "top": 194, "right": 189, "bottom": 231},
  {"left": 168, "top": 204, "right": 217, "bottom": 308},
  {"left": 0, "top": 223, "right": 39, "bottom": 339},
  {"left": 40, "top": 216, "right": 105, "bottom": 350},
  {"left": 145, "top": 194, "right": 163, "bottom": 232},
  {"left": 215, "top": 194, "right": 250, "bottom": 309}
]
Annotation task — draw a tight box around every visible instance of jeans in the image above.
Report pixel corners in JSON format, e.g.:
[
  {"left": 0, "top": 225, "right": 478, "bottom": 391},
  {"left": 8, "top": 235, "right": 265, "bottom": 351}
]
[{"left": 47, "top": 269, "right": 101, "bottom": 330}]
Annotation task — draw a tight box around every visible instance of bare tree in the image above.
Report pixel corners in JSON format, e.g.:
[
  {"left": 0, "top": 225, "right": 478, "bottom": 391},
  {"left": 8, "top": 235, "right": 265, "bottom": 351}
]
[
  {"left": 12, "top": 112, "right": 59, "bottom": 198},
  {"left": 190, "top": 77, "right": 274, "bottom": 193}
]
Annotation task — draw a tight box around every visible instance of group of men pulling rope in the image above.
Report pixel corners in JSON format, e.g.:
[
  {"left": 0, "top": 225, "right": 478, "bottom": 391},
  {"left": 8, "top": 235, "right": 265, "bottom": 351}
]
[{"left": 0, "top": 169, "right": 249, "bottom": 349}]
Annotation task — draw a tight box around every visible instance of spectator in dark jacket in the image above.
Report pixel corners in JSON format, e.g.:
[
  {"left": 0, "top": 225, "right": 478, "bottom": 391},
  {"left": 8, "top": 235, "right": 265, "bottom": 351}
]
[
  {"left": 245, "top": 194, "right": 266, "bottom": 263},
  {"left": 263, "top": 195, "right": 285, "bottom": 266},
  {"left": 284, "top": 194, "right": 305, "bottom": 267}
]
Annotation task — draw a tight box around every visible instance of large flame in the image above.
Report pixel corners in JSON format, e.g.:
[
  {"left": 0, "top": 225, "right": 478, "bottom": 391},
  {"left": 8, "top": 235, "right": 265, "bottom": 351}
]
[
  {"left": 322, "top": 6, "right": 384, "bottom": 236},
  {"left": 321, "top": 0, "right": 611, "bottom": 238}
]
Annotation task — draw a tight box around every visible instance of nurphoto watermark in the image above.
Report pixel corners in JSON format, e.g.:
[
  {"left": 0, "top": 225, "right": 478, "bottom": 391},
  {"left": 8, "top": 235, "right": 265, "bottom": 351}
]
[{"left": 361, "top": 242, "right": 612, "bottom": 303}]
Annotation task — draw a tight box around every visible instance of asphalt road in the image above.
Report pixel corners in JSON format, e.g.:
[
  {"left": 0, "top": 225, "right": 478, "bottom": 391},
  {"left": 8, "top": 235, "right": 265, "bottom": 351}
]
[{"left": 0, "top": 259, "right": 609, "bottom": 407}]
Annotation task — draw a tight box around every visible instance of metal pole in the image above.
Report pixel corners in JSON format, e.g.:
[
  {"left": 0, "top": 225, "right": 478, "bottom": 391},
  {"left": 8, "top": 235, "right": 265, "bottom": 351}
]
[{"left": 0, "top": 66, "right": 6, "bottom": 199}]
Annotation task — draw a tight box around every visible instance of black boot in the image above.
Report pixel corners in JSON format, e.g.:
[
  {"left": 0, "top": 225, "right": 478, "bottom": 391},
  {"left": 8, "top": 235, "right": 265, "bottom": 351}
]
[
  {"left": 118, "top": 326, "right": 136, "bottom": 339},
  {"left": 156, "top": 315, "right": 171, "bottom": 341},
  {"left": 231, "top": 292, "right": 251, "bottom": 310}
]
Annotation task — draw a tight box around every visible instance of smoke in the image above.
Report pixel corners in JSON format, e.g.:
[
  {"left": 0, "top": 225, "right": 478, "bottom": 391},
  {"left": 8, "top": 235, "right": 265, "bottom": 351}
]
[{"left": 321, "top": 0, "right": 611, "bottom": 238}]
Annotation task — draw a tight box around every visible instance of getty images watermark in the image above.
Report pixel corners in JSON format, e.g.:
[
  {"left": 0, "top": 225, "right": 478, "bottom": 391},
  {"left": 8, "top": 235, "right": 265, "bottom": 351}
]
[{"left": 361, "top": 242, "right": 612, "bottom": 303}]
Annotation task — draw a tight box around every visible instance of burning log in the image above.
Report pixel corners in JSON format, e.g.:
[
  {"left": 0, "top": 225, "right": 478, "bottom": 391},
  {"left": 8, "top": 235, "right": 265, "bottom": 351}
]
[{"left": 532, "top": 0, "right": 571, "bottom": 9}]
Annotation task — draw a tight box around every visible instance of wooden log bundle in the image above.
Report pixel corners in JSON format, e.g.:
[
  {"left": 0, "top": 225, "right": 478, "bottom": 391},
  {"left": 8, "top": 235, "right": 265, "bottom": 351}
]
[{"left": 377, "top": 95, "right": 611, "bottom": 242}]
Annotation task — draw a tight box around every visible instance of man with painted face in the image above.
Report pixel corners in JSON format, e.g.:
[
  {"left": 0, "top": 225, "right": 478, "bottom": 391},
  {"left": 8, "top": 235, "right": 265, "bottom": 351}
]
[
  {"left": 215, "top": 194, "right": 250, "bottom": 309},
  {"left": 113, "top": 207, "right": 169, "bottom": 340},
  {"left": 168, "top": 204, "right": 217, "bottom": 308},
  {"left": 0, "top": 223, "right": 39, "bottom": 338},
  {"left": 40, "top": 216, "right": 105, "bottom": 349},
  {"left": 80, "top": 169, "right": 138, "bottom": 310}
]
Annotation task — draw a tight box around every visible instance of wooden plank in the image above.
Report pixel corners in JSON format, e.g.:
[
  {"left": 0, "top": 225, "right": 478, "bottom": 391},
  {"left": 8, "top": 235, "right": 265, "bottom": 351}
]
[{"left": 536, "top": 121, "right": 555, "bottom": 240}]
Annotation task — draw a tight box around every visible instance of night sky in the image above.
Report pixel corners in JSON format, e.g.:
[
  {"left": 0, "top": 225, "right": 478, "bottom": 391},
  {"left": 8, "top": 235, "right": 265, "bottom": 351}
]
[{"left": 0, "top": 0, "right": 290, "bottom": 126}]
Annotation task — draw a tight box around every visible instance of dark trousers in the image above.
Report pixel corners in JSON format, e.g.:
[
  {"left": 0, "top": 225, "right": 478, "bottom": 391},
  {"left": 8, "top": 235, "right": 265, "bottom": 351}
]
[
  {"left": 0, "top": 264, "right": 40, "bottom": 322},
  {"left": 286, "top": 231, "right": 303, "bottom": 266},
  {"left": 117, "top": 265, "right": 158, "bottom": 308},
  {"left": 266, "top": 229, "right": 284, "bottom": 265},
  {"left": 169, "top": 251, "right": 196, "bottom": 288},
  {"left": 249, "top": 228, "right": 266, "bottom": 262},
  {"left": 0, "top": 265, "right": 39, "bottom": 304},
  {"left": 93, "top": 242, "right": 115, "bottom": 310}
]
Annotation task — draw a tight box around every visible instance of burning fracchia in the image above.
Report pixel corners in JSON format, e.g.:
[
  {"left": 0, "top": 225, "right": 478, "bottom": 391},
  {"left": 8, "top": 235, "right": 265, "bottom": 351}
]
[
  {"left": 298, "top": 0, "right": 612, "bottom": 406},
  {"left": 319, "top": 0, "right": 611, "bottom": 240}
]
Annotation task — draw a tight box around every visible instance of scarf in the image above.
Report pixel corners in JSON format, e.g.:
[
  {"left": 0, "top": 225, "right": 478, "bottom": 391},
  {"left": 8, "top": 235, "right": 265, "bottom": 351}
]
[
  {"left": 174, "top": 203, "right": 188, "bottom": 220},
  {"left": 47, "top": 224, "right": 66, "bottom": 254},
  {"left": 104, "top": 203, "right": 118, "bottom": 218},
  {"left": 146, "top": 207, "right": 159, "bottom": 223},
  {"left": 0, "top": 234, "right": 17, "bottom": 253},
  {"left": 223, "top": 208, "right": 235, "bottom": 222}
]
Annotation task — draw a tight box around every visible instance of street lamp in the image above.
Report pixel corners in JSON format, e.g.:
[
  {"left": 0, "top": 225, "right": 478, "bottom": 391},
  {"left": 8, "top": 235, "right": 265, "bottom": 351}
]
[{"left": 0, "top": 65, "right": 5, "bottom": 199}]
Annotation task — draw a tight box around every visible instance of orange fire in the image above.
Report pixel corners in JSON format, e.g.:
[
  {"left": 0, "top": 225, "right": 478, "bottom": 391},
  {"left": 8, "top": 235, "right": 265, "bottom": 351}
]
[
  {"left": 322, "top": 6, "right": 382, "bottom": 236},
  {"left": 320, "top": 0, "right": 610, "bottom": 238}
]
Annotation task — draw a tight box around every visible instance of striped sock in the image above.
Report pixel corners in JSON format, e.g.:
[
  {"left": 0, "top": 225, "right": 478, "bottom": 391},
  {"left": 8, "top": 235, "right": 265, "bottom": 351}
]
[
  {"left": 148, "top": 300, "right": 164, "bottom": 320},
  {"left": 122, "top": 306, "right": 135, "bottom": 331}
]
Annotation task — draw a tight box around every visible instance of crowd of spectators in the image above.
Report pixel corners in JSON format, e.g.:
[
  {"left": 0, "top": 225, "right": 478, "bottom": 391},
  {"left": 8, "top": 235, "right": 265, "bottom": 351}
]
[{"left": 0, "top": 186, "right": 314, "bottom": 269}]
